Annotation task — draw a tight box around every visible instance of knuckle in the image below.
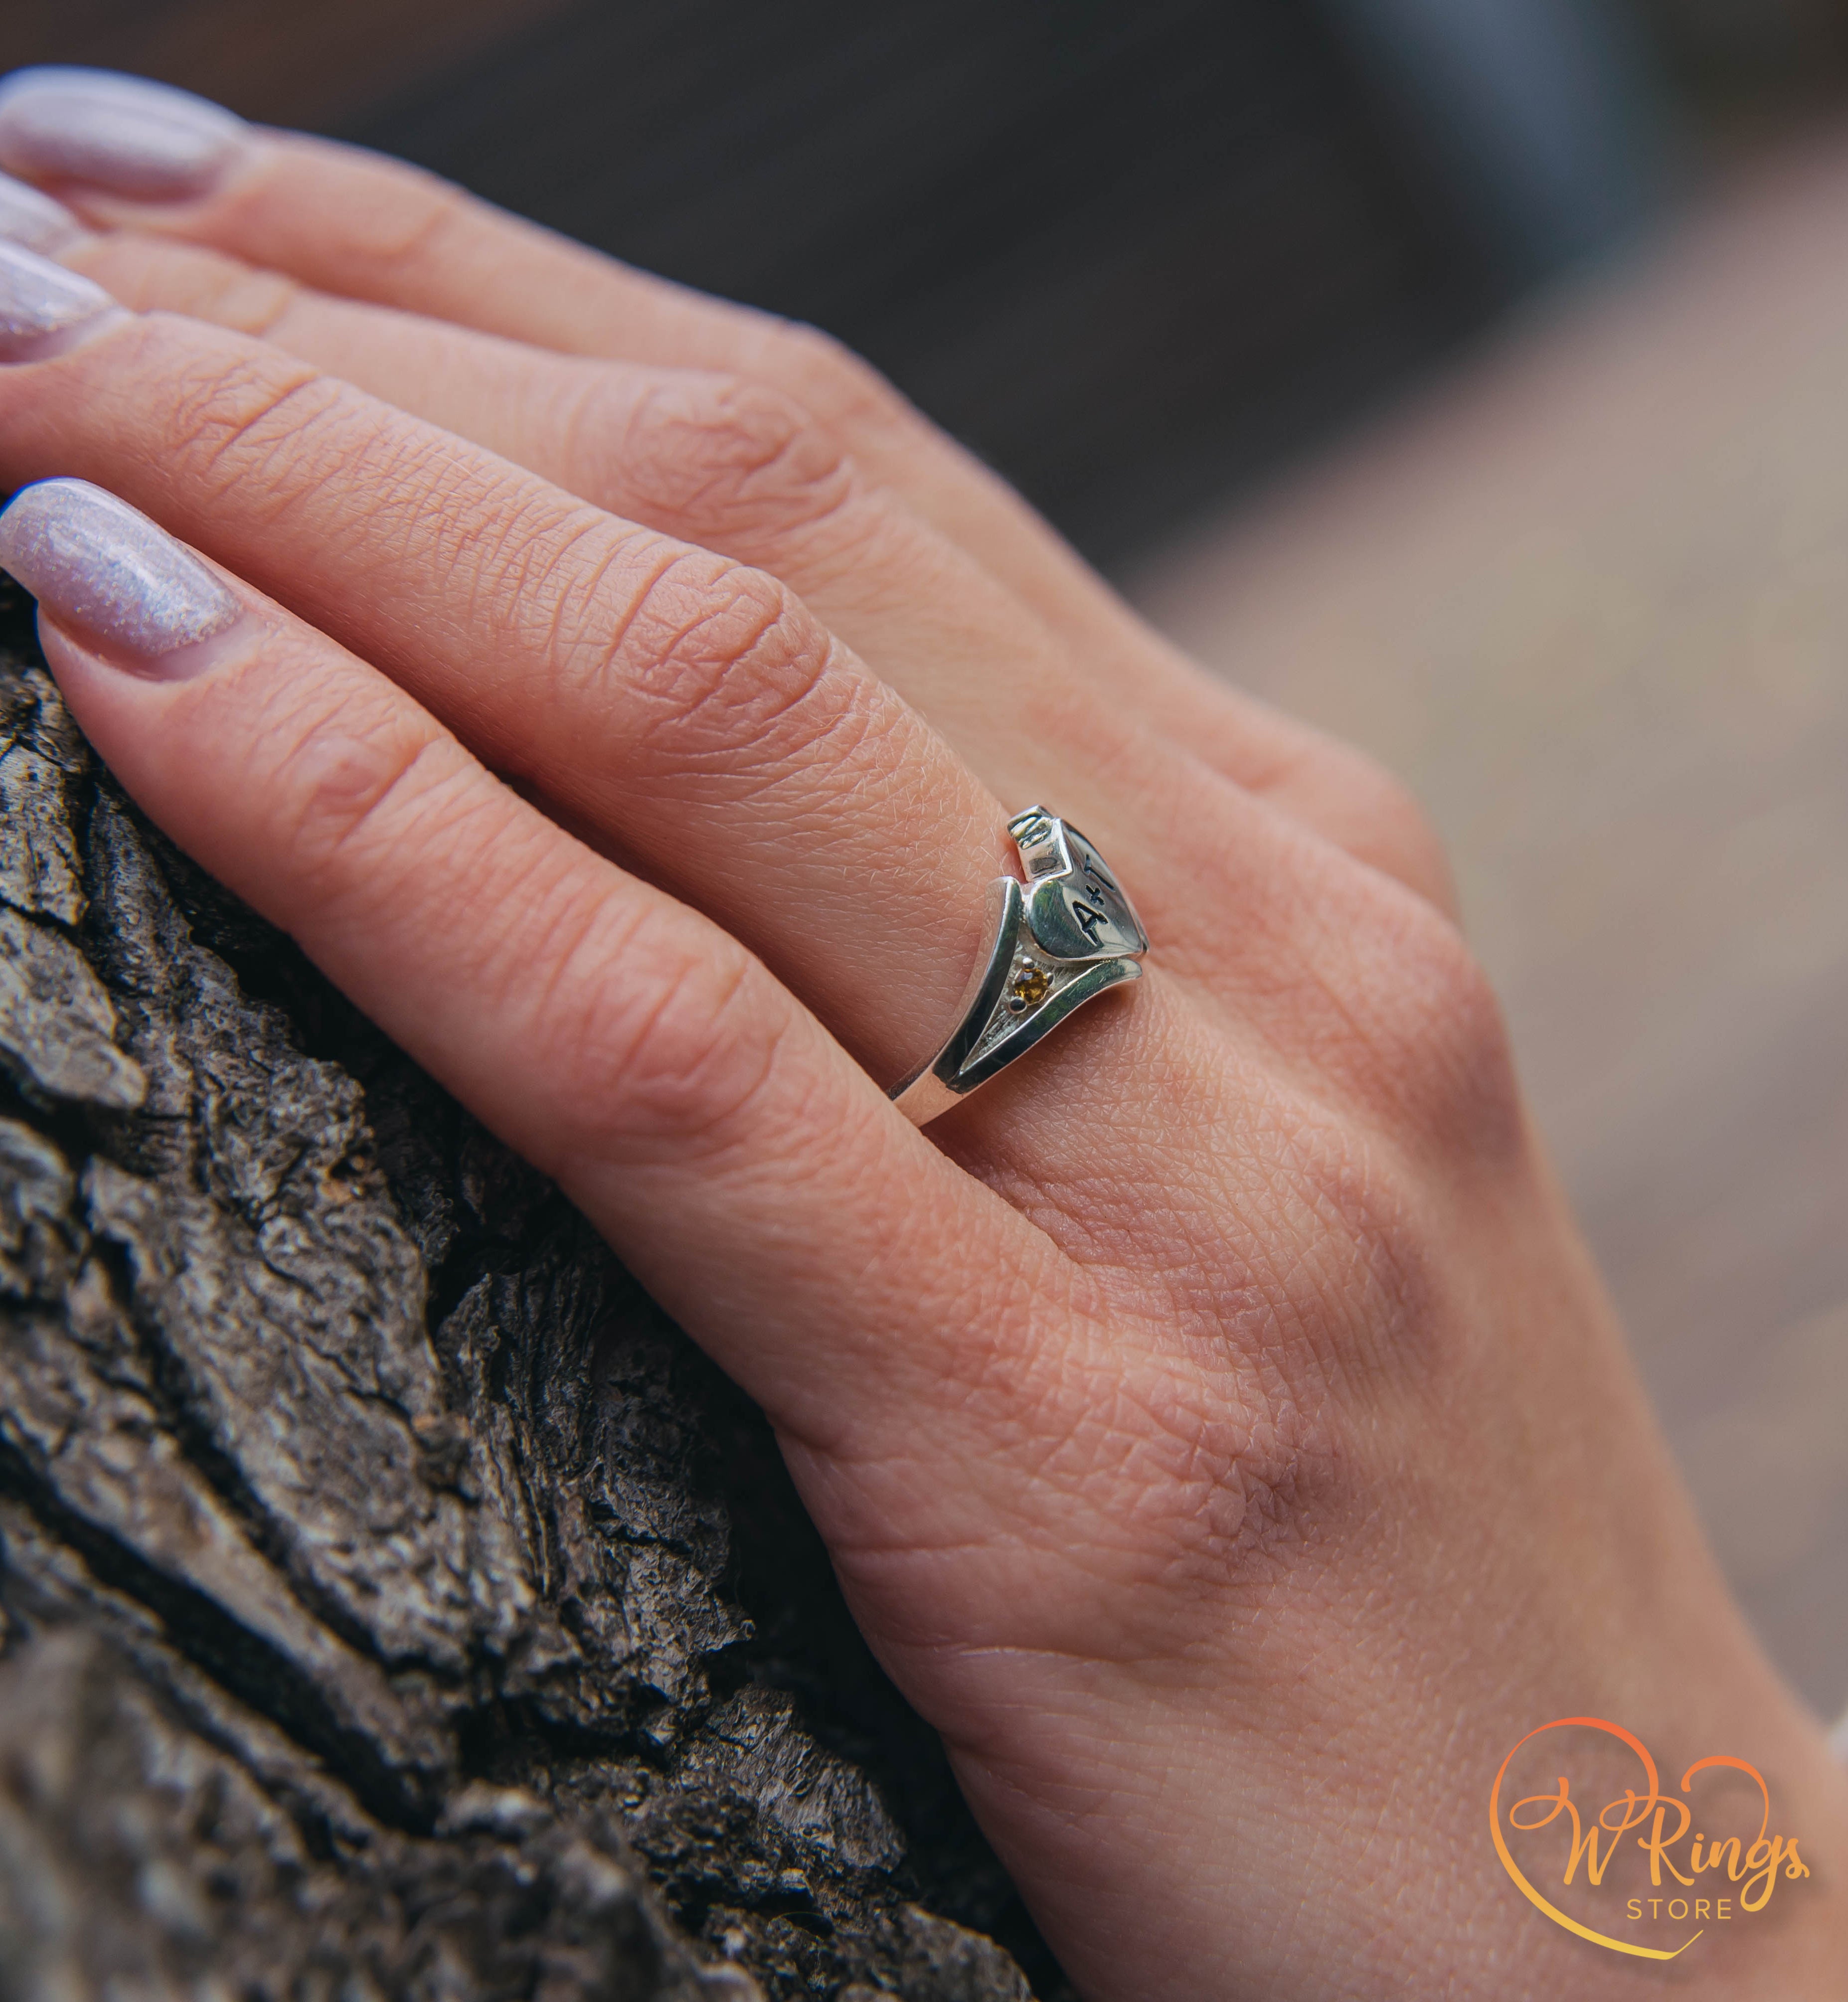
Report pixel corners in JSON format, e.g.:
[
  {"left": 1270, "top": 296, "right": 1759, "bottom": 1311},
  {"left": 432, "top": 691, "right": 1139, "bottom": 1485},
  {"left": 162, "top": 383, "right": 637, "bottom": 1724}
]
[
  {"left": 766, "top": 320, "right": 916, "bottom": 440},
  {"left": 150, "top": 325, "right": 493, "bottom": 557},
  {"left": 261, "top": 684, "right": 453, "bottom": 891},
  {"left": 1307, "top": 882, "right": 1521, "bottom": 1167},
  {"left": 592, "top": 371, "right": 856, "bottom": 541},
  {"left": 553, "top": 919, "right": 788, "bottom": 1154},
  {"left": 1292, "top": 738, "right": 1457, "bottom": 910},
  {"left": 951, "top": 1309, "right": 1352, "bottom": 1662},
  {"left": 1339, "top": 748, "right": 1437, "bottom": 848},
  {"left": 1135, "top": 1373, "right": 1342, "bottom": 1618},
  {"left": 1299, "top": 904, "right": 1525, "bottom": 1225},
  {"left": 1268, "top": 833, "right": 1517, "bottom": 1168},
  {"left": 596, "top": 548, "right": 861, "bottom": 778},
  {"left": 1268, "top": 1089, "right": 1437, "bottom": 1355},
  {"left": 1188, "top": 1113, "right": 1435, "bottom": 1557},
  {"left": 80, "top": 239, "right": 301, "bottom": 337},
  {"left": 1375, "top": 902, "right": 1521, "bottom": 1154},
  {"left": 151, "top": 333, "right": 350, "bottom": 517},
  {"left": 324, "top": 156, "right": 472, "bottom": 281},
  {"left": 1342, "top": 753, "right": 1456, "bottom": 904}
]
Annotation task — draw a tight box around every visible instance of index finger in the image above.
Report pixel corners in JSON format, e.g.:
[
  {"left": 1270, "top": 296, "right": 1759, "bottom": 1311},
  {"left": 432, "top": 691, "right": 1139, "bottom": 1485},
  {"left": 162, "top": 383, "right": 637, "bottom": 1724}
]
[{"left": 0, "top": 72, "right": 1328, "bottom": 797}]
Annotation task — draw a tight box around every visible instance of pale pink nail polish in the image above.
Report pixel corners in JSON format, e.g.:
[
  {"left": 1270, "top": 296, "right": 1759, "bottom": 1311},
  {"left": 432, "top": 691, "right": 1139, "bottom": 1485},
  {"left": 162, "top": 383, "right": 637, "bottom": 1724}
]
[
  {"left": 0, "top": 237, "right": 118, "bottom": 360},
  {"left": 0, "top": 481, "right": 241, "bottom": 674},
  {"left": 0, "top": 169, "right": 79, "bottom": 252},
  {"left": 0, "top": 68, "right": 246, "bottom": 201}
]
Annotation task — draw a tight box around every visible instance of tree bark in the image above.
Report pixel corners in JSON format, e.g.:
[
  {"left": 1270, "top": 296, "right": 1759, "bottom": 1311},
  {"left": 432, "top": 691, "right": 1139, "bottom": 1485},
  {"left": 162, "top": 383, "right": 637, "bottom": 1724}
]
[{"left": 0, "top": 574, "right": 1055, "bottom": 2002}]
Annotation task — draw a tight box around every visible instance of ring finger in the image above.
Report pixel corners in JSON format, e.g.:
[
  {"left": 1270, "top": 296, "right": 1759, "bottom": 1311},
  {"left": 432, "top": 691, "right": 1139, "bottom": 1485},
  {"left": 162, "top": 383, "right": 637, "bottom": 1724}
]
[{"left": 0, "top": 473, "right": 1113, "bottom": 1510}]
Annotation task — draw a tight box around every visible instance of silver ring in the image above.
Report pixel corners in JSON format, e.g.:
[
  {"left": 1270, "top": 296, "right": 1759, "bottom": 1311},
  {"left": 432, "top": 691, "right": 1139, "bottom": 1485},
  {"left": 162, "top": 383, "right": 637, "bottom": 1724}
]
[{"left": 889, "top": 807, "right": 1149, "bottom": 1125}]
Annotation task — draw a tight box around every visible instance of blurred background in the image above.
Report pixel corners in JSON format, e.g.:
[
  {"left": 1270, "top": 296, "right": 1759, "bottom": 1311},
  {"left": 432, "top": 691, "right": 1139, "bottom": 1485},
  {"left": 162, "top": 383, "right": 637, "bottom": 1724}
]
[{"left": 3, "top": 0, "right": 1845, "bottom": 1720}]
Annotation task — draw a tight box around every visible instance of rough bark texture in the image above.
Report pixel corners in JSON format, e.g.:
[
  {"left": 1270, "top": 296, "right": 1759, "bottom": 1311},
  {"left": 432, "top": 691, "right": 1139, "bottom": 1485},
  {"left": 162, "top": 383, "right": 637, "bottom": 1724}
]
[{"left": 0, "top": 576, "right": 1058, "bottom": 2002}]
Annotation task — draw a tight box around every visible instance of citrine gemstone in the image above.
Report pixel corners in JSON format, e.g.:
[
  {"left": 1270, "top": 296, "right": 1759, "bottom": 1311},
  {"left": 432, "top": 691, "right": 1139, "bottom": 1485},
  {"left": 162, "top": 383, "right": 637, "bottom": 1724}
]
[{"left": 1007, "top": 963, "right": 1052, "bottom": 1013}]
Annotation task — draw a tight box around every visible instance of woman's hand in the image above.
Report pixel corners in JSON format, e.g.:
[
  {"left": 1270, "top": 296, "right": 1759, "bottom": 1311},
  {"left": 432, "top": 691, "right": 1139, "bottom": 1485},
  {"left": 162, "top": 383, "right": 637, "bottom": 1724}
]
[
  {"left": 0, "top": 69, "right": 1843, "bottom": 2001},
  {"left": 0, "top": 64, "right": 1450, "bottom": 913}
]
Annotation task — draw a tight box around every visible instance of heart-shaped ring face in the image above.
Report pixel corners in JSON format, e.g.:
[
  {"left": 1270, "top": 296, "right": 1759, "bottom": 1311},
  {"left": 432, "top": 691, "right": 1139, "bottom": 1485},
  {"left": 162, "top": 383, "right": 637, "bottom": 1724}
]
[{"left": 1017, "top": 818, "right": 1149, "bottom": 964}]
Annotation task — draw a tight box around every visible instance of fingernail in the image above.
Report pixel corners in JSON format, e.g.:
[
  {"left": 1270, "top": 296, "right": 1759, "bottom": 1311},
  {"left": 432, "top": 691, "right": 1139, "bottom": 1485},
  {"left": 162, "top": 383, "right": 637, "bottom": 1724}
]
[
  {"left": 0, "top": 238, "right": 119, "bottom": 360},
  {"left": 0, "top": 169, "right": 79, "bottom": 251},
  {"left": 0, "top": 68, "right": 246, "bottom": 201},
  {"left": 0, "top": 481, "right": 241, "bottom": 674}
]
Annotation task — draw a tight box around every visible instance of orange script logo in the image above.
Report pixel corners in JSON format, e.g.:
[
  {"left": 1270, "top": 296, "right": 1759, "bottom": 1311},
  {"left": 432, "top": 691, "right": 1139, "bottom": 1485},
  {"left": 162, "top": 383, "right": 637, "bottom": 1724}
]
[{"left": 1489, "top": 1717, "right": 1811, "bottom": 1959}]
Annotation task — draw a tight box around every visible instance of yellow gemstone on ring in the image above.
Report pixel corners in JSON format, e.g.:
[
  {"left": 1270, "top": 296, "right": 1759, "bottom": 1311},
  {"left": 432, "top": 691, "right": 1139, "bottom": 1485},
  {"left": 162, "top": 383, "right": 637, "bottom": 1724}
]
[{"left": 1007, "top": 963, "right": 1052, "bottom": 1012}]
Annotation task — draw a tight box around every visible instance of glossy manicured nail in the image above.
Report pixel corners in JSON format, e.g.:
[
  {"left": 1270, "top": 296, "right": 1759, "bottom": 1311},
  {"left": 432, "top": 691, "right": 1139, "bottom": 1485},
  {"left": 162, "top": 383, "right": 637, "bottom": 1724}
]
[
  {"left": 0, "top": 68, "right": 246, "bottom": 200},
  {"left": 0, "top": 481, "right": 242, "bottom": 673},
  {"left": 0, "top": 238, "right": 119, "bottom": 360},
  {"left": 0, "top": 169, "right": 79, "bottom": 251}
]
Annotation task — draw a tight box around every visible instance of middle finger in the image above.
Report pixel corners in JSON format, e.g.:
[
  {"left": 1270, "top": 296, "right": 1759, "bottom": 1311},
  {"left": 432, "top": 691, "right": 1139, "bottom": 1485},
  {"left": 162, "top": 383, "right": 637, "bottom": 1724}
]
[{"left": 57, "top": 223, "right": 1457, "bottom": 913}]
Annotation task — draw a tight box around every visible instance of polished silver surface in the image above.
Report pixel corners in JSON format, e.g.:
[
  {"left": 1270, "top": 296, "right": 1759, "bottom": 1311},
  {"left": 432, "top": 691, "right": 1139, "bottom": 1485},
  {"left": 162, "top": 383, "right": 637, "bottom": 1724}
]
[{"left": 890, "top": 808, "right": 1148, "bottom": 1124}]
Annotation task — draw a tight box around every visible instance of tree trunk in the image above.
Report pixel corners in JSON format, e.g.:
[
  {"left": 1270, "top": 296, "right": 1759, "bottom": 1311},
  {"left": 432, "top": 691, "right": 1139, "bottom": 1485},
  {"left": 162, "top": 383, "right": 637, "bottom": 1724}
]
[{"left": 0, "top": 574, "right": 1056, "bottom": 2002}]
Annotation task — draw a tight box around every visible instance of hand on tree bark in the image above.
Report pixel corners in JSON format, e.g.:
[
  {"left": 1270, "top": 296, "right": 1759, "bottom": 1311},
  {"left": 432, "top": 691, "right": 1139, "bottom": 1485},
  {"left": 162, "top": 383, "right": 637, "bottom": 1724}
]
[{"left": 0, "top": 65, "right": 1844, "bottom": 2002}]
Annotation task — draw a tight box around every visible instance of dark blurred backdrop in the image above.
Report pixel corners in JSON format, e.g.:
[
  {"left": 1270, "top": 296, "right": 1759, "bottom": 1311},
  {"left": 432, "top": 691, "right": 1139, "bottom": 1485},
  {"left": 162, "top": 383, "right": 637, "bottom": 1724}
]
[{"left": 4, "top": 0, "right": 1846, "bottom": 559}]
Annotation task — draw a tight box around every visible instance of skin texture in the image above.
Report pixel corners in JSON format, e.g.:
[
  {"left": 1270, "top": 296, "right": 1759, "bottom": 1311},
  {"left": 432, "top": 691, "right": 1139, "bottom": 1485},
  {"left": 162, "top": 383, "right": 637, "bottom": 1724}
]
[{"left": 0, "top": 108, "right": 1845, "bottom": 2000}]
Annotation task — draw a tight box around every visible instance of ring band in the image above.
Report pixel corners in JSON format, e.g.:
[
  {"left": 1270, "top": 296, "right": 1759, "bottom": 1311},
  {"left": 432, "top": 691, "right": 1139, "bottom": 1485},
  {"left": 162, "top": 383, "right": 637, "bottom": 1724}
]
[{"left": 889, "top": 808, "right": 1149, "bottom": 1125}]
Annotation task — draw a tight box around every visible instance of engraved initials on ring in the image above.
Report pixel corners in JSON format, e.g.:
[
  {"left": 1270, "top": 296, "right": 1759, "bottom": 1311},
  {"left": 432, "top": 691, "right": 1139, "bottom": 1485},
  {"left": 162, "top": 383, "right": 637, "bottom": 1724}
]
[{"left": 888, "top": 808, "right": 1149, "bottom": 1125}]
